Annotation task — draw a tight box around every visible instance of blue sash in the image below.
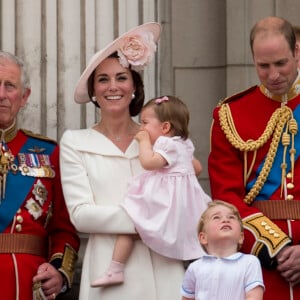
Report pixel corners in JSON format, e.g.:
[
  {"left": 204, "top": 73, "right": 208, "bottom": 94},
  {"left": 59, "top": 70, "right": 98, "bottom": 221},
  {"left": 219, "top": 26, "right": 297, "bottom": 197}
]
[
  {"left": 0, "top": 136, "right": 55, "bottom": 232},
  {"left": 246, "top": 104, "right": 300, "bottom": 200}
]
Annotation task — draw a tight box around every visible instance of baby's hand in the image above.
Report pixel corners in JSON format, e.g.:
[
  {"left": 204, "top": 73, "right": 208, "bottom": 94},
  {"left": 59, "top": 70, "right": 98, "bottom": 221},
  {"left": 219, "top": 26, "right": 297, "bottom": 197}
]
[{"left": 135, "top": 130, "right": 149, "bottom": 142}]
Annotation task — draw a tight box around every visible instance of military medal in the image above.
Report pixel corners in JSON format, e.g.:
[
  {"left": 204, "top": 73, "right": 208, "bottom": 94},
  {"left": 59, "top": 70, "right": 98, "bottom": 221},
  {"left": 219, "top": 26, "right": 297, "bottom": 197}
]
[
  {"left": 0, "top": 140, "right": 55, "bottom": 204},
  {"left": 18, "top": 152, "right": 55, "bottom": 178},
  {"left": 32, "top": 179, "right": 48, "bottom": 206},
  {"left": 24, "top": 180, "right": 48, "bottom": 220},
  {"left": 25, "top": 198, "right": 43, "bottom": 220}
]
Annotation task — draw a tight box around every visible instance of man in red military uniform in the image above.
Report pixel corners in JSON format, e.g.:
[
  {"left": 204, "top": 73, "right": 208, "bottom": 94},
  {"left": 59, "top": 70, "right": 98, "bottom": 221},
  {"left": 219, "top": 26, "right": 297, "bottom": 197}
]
[
  {"left": 0, "top": 51, "right": 80, "bottom": 299},
  {"left": 209, "top": 17, "right": 300, "bottom": 300}
]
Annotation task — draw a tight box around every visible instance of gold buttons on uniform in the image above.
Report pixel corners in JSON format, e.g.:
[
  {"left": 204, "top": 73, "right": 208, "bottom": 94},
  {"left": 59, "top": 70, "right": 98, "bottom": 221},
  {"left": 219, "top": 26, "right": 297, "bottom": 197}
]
[
  {"left": 16, "top": 215, "right": 23, "bottom": 223},
  {"left": 15, "top": 224, "right": 22, "bottom": 232},
  {"left": 261, "top": 221, "right": 280, "bottom": 238},
  {"left": 285, "top": 172, "right": 294, "bottom": 200}
]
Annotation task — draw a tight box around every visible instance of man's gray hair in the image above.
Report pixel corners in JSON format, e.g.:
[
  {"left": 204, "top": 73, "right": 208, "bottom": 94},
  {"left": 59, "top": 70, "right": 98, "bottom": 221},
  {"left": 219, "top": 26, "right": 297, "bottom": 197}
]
[{"left": 0, "top": 51, "right": 30, "bottom": 90}]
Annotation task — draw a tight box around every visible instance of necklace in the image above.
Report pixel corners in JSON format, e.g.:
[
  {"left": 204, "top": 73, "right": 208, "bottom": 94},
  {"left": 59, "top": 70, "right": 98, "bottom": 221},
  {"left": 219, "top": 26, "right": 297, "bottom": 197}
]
[
  {"left": 96, "top": 122, "right": 137, "bottom": 143},
  {"left": 102, "top": 131, "right": 124, "bottom": 142}
]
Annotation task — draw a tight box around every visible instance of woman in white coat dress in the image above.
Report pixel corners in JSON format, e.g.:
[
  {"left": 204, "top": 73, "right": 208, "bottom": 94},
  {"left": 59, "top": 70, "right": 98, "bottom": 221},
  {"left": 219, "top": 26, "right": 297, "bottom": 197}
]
[{"left": 60, "top": 23, "right": 185, "bottom": 300}]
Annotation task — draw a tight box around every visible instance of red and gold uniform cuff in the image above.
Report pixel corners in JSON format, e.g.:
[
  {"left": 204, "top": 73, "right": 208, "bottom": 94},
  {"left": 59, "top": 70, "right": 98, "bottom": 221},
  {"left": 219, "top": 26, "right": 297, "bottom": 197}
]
[{"left": 243, "top": 213, "right": 291, "bottom": 257}]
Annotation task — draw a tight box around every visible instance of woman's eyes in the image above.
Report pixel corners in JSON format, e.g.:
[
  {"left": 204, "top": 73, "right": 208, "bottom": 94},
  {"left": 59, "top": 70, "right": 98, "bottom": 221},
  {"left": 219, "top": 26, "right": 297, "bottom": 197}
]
[
  {"left": 98, "top": 77, "right": 108, "bottom": 82},
  {"left": 117, "top": 75, "right": 128, "bottom": 81},
  {"left": 97, "top": 76, "right": 128, "bottom": 82}
]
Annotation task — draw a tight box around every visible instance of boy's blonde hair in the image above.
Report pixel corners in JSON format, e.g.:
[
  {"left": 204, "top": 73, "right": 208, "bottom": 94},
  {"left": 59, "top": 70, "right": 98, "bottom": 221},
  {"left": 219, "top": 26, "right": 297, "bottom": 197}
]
[
  {"left": 197, "top": 200, "right": 243, "bottom": 233},
  {"left": 197, "top": 200, "right": 244, "bottom": 252}
]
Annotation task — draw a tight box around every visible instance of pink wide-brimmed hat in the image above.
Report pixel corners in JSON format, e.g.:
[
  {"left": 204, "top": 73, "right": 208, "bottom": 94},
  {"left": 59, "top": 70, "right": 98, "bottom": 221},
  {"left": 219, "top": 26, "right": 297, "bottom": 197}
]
[{"left": 74, "top": 22, "right": 161, "bottom": 104}]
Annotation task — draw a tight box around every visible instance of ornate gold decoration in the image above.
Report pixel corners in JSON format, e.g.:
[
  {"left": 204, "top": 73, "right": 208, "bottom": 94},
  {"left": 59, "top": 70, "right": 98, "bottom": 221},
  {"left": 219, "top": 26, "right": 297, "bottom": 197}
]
[
  {"left": 25, "top": 198, "right": 43, "bottom": 220},
  {"left": 0, "top": 143, "right": 16, "bottom": 200},
  {"left": 32, "top": 281, "right": 47, "bottom": 300},
  {"left": 243, "top": 213, "right": 291, "bottom": 257},
  {"left": 219, "top": 103, "right": 297, "bottom": 204},
  {"left": 0, "top": 119, "right": 17, "bottom": 142},
  {"left": 32, "top": 179, "right": 48, "bottom": 206},
  {"left": 56, "top": 244, "right": 78, "bottom": 288}
]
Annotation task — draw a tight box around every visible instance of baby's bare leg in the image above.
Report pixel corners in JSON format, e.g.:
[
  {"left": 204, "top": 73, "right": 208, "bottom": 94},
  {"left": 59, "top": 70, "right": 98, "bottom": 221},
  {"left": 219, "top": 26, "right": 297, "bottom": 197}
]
[
  {"left": 112, "top": 234, "right": 135, "bottom": 263},
  {"left": 90, "top": 234, "right": 135, "bottom": 287}
]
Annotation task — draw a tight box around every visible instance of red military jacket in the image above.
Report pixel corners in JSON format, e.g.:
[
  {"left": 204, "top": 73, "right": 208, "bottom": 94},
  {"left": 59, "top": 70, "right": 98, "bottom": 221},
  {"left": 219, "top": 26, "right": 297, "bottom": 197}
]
[
  {"left": 0, "top": 125, "right": 80, "bottom": 300},
  {"left": 209, "top": 79, "right": 300, "bottom": 300}
]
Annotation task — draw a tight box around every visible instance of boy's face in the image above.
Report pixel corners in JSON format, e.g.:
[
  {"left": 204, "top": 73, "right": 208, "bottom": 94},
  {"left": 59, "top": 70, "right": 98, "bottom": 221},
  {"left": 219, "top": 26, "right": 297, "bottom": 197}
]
[{"left": 199, "top": 205, "right": 244, "bottom": 251}]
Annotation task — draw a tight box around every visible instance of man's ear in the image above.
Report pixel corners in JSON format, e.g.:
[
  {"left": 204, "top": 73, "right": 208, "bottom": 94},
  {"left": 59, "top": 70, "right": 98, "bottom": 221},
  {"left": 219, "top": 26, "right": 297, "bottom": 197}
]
[
  {"left": 296, "top": 42, "right": 300, "bottom": 63},
  {"left": 21, "top": 88, "right": 31, "bottom": 107}
]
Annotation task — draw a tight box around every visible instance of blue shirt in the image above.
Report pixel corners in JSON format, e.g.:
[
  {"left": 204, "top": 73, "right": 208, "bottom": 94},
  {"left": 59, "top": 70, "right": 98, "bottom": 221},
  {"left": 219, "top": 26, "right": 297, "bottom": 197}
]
[{"left": 181, "top": 252, "right": 264, "bottom": 300}]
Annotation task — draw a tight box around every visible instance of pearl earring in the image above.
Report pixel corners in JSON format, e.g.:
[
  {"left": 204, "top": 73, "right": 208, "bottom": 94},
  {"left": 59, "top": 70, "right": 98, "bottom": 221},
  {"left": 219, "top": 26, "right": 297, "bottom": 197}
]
[
  {"left": 92, "top": 96, "right": 96, "bottom": 102},
  {"left": 132, "top": 93, "right": 135, "bottom": 99}
]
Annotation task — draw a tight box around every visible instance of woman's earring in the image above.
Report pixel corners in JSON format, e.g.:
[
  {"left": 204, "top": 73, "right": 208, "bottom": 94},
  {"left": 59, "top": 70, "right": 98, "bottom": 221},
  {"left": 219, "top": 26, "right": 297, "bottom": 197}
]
[
  {"left": 92, "top": 96, "right": 96, "bottom": 102},
  {"left": 132, "top": 93, "right": 135, "bottom": 99}
]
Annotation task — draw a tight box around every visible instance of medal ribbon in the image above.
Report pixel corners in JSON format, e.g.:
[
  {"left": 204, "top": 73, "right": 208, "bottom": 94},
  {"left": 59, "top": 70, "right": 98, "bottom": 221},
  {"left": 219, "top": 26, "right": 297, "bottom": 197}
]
[{"left": 0, "top": 136, "right": 55, "bottom": 232}]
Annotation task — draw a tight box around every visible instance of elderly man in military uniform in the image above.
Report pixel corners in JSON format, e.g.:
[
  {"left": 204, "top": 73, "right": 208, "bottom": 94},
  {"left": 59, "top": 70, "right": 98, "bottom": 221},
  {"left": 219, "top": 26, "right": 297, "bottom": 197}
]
[{"left": 0, "top": 51, "right": 80, "bottom": 300}]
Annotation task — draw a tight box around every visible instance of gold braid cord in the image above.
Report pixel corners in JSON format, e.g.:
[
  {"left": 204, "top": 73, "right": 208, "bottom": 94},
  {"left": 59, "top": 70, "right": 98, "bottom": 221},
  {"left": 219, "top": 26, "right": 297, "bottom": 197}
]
[{"left": 219, "top": 104, "right": 296, "bottom": 204}]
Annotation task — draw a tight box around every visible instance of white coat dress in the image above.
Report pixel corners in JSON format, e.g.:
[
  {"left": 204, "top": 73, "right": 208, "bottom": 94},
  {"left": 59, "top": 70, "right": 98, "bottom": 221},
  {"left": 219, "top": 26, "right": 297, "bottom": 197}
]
[{"left": 60, "top": 128, "right": 185, "bottom": 300}]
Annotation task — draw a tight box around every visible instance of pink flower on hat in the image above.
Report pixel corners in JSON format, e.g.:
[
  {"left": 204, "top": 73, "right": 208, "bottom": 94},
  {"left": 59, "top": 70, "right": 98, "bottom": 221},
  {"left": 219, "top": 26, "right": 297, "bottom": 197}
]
[{"left": 118, "top": 32, "right": 157, "bottom": 71}]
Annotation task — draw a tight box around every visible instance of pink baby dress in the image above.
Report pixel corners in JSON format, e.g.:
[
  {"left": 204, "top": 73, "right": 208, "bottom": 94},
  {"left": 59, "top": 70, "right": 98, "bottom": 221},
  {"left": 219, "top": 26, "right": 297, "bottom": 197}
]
[{"left": 121, "top": 136, "right": 211, "bottom": 260}]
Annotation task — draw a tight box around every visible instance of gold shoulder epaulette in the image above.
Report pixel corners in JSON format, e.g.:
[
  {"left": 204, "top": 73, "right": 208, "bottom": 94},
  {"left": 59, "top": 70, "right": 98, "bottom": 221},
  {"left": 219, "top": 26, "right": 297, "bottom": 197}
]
[
  {"left": 217, "top": 85, "right": 257, "bottom": 106},
  {"left": 21, "top": 129, "right": 57, "bottom": 144}
]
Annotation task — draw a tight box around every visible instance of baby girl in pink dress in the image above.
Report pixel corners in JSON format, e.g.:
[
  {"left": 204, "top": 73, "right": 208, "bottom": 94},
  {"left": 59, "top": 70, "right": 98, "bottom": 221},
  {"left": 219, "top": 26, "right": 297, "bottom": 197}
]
[{"left": 91, "top": 95, "right": 211, "bottom": 287}]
